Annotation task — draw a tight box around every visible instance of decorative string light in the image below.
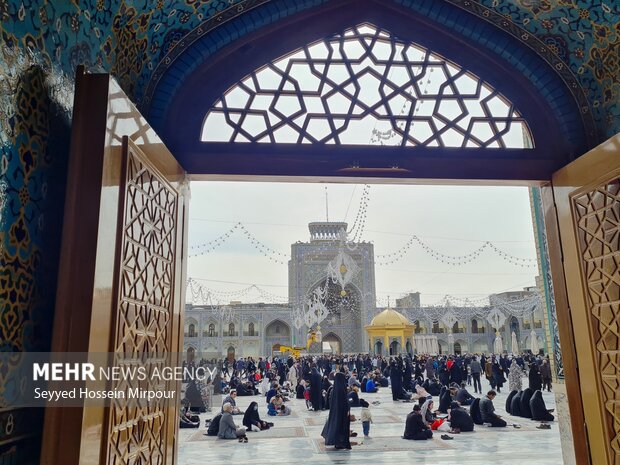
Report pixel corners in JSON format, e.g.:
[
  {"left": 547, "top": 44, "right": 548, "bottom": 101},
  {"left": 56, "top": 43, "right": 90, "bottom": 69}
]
[
  {"left": 347, "top": 185, "right": 371, "bottom": 242},
  {"left": 375, "top": 236, "right": 537, "bottom": 267}
]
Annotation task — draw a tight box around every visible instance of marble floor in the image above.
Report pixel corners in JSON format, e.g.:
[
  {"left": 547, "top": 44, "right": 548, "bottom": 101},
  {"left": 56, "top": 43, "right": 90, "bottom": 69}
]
[{"left": 178, "top": 378, "right": 562, "bottom": 465}]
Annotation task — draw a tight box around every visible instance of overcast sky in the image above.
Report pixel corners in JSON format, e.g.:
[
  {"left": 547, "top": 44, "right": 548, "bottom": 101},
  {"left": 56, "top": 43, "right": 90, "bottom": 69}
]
[{"left": 186, "top": 181, "right": 538, "bottom": 307}]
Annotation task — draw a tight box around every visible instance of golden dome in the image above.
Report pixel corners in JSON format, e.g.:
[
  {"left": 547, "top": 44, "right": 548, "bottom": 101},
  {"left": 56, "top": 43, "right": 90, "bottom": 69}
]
[{"left": 369, "top": 308, "right": 412, "bottom": 327}]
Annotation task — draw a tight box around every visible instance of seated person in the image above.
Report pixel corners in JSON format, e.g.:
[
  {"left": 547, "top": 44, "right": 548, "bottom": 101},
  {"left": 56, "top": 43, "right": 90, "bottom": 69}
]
[
  {"left": 218, "top": 403, "right": 248, "bottom": 441},
  {"left": 510, "top": 391, "right": 523, "bottom": 417},
  {"left": 348, "top": 372, "right": 361, "bottom": 389},
  {"left": 267, "top": 395, "right": 291, "bottom": 416},
  {"left": 281, "top": 381, "right": 293, "bottom": 396},
  {"left": 360, "top": 376, "right": 368, "bottom": 392},
  {"left": 348, "top": 386, "right": 361, "bottom": 407},
  {"left": 437, "top": 386, "right": 452, "bottom": 414},
  {"left": 266, "top": 384, "right": 279, "bottom": 404},
  {"left": 242, "top": 401, "right": 273, "bottom": 431},
  {"left": 479, "top": 390, "right": 507, "bottom": 427},
  {"left": 206, "top": 412, "right": 222, "bottom": 436},
  {"left": 221, "top": 390, "right": 243, "bottom": 415},
  {"left": 365, "top": 376, "right": 378, "bottom": 393},
  {"left": 505, "top": 390, "right": 518, "bottom": 415},
  {"left": 530, "top": 390, "right": 554, "bottom": 422},
  {"left": 455, "top": 382, "right": 475, "bottom": 406},
  {"left": 420, "top": 399, "right": 436, "bottom": 426},
  {"left": 403, "top": 404, "right": 433, "bottom": 440},
  {"left": 236, "top": 382, "right": 251, "bottom": 396},
  {"left": 296, "top": 381, "right": 306, "bottom": 399},
  {"left": 520, "top": 388, "right": 534, "bottom": 419},
  {"left": 415, "top": 385, "right": 432, "bottom": 406},
  {"left": 179, "top": 410, "right": 200, "bottom": 428},
  {"left": 448, "top": 401, "right": 474, "bottom": 432},
  {"left": 470, "top": 398, "right": 483, "bottom": 425},
  {"left": 427, "top": 379, "right": 442, "bottom": 396}
]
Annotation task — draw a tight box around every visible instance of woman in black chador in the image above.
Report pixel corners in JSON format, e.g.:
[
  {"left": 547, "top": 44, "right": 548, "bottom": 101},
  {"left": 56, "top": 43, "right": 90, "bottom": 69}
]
[
  {"left": 403, "top": 359, "right": 413, "bottom": 392},
  {"left": 310, "top": 367, "right": 323, "bottom": 411},
  {"left": 390, "top": 361, "right": 405, "bottom": 401},
  {"left": 321, "top": 372, "right": 351, "bottom": 449},
  {"left": 530, "top": 390, "right": 554, "bottom": 422},
  {"left": 528, "top": 363, "right": 543, "bottom": 392},
  {"left": 242, "top": 401, "right": 272, "bottom": 431}
]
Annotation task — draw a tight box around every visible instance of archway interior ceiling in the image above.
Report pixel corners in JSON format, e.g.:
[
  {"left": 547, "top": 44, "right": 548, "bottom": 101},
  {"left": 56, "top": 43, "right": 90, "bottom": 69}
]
[
  {"left": 146, "top": 0, "right": 616, "bottom": 152},
  {"left": 2, "top": 0, "right": 618, "bottom": 164}
]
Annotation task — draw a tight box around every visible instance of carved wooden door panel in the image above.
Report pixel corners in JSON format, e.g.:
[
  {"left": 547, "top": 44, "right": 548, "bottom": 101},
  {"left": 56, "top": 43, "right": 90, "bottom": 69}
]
[
  {"left": 41, "top": 68, "right": 187, "bottom": 465},
  {"left": 552, "top": 134, "right": 620, "bottom": 465}
]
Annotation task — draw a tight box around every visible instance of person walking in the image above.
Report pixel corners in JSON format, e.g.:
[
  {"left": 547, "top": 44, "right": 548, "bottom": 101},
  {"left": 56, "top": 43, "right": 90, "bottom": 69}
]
[
  {"left": 360, "top": 398, "right": 373, "bottom": 439},
  {"left": 539, "top": 359, "right": 552, "bottom": 392},
  {"left": 470, "top": 356, "right": 482, "bottom": 394}
]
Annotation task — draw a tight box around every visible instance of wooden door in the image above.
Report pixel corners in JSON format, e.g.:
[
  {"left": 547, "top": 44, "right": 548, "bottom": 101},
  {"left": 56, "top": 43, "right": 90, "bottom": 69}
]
[
  {"left": 551, "top": 133, "right": 620, "bottom": 465},
  {"left": 40, "top": 67, "right": 188, "bottom": 465}
]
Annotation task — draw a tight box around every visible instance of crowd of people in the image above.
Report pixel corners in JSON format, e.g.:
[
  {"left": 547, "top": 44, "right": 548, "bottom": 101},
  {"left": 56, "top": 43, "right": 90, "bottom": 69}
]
[{"left": 184, "top": 351, "right": 555, "bottom": 448}]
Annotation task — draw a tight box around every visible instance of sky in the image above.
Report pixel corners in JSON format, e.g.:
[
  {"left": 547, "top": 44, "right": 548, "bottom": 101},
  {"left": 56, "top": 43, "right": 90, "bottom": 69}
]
[{"left": 187, "top": 181, "right": 539, "bottom": 307}]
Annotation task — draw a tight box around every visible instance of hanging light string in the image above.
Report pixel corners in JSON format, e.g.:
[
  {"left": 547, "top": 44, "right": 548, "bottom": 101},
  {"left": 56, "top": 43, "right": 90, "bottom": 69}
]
[
  {"left": 187, "top": 278, "right": 289, "bottom": 304},
  {"left": 188, "top": 222, "right": 240, "bottom": 255},
  {"left": 375, "top": 236, "right": 537, "bottom": 267},
  {"left": 188, "top": 222, "right": 287, "bottom": 264},
  {"left": 189, "top": 222, "right": 536, "bottom": 269},
  {"left": 347, "top": 184, "right": 371, "bottom": 242}
]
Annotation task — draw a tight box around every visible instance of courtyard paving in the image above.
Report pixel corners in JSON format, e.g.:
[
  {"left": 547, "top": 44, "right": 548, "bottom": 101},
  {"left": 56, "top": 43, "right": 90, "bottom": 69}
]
[{"left": 178, "top": 377, "right": 562, "bottom": 465}]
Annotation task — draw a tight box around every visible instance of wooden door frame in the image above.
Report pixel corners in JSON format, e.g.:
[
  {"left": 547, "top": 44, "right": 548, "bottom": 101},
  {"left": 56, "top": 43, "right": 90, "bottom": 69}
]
[
  {"left": 41, "top": 68, "right": 188, "bottom": 465},
  {"left": 43, "top": 68, "right": 607, "bottom": 465},
  {"left": 540, "top": 183, "right": 591, "bottom": 465}
]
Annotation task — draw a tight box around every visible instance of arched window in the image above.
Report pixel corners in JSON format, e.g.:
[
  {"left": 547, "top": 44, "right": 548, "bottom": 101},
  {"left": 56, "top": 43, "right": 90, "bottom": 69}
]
[
  {"left": 471, "top": 319, "right": 478, "bottom": 333},
  {"left": 228, "top": 323, "right": 235, "bottom": 336},
  {"left": 188, "top": 324, "right": 196, "bottom": 338},
  {"left": 202, "top": 23, "right": 533, "bottom": 149},
  {"left": 248, "top": 322, "right": 255, "bottom": 336},
  {"left": 208, "top": 323, "right": 215, "bottom": 337}
]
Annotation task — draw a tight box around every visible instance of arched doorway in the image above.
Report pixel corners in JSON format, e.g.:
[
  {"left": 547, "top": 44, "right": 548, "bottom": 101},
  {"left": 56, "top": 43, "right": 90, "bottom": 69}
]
[
  {"left": 453, "top": 342, "right": 462, "bottom": 355},
  {"left": 265, "top": 319, "right": 291, "bottom": 355},
  {"left": 227, "top": 346, "right": 235, "bottom": 362},
  {"left": 323, "top": 333, "right": 342, "bottom": 354},
  {"left": 375, "top": 340, "right": 383, "bottom": 356},
  {"left": 389, "top": 340, "right": 399, "bottom": 355},
  {"left": 509, "top": 316, "right": 520, "bottom": 343},
  {"left": 406, "top": 340, "right": 412, "bottom": 354},
  {"left": 186, "top": 346, "right": 196, "bottom": 363}
]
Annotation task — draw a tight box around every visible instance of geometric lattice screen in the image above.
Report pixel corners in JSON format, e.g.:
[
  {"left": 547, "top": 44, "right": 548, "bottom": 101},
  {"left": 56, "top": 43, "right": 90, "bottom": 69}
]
[
  {"left": 202, "top": 23, "right": 534, "bottom": 148},
  {"left": 573, "top": 176, "right": 620, "bottom": 465}
]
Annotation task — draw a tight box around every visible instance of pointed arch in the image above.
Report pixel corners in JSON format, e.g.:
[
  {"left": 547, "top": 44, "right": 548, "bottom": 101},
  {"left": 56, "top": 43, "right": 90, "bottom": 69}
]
[
  {"left": 156, "top": 0, "right": 590, "bottom": 181},
  {"left": 201, "top": 23, "right": 533, "bottom": 150}
]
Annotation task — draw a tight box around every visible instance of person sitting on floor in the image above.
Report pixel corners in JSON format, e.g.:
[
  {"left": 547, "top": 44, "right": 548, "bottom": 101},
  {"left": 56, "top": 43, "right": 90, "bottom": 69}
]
[
  {"left": 218, "top": 403, "right": 249, "bottom": 442},
  {"left": 403, "top": 404, "right": 433, "bottom": 440},
  {"left": 268, "top": 394, "right": 291, "bottom": 416},
  {"left": 455, "top": 382, "right": 475, "bottom": 406},
  {"left": 479, "top": 390, "right": 507, "bottom": 427},
  {"left": 448, "top": 401, "right": 474, "bottom": 433},
  {"left": 530, "top": 390, "right": 554, "bottom": 422},
  {"left": 348, "top": 386, "right": 361, "bottom": 407},
  {"left": 242, "top": 401, "right": 273, "bottom": 431},
  {"left": 365, "top": 375, "right": 378, "bottom": 393},
  {"left": 221, "top": 390, "right": 243, "bottom": 415},
  {"left": 296, "top": 380, "right": 306, "bottom": 399}
]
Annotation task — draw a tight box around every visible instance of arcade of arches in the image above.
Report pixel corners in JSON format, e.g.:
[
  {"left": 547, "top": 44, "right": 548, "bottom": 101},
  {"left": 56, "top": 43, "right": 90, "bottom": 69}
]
[{"left": 1, "top": 1, "right": 619, "bottom": 465}]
